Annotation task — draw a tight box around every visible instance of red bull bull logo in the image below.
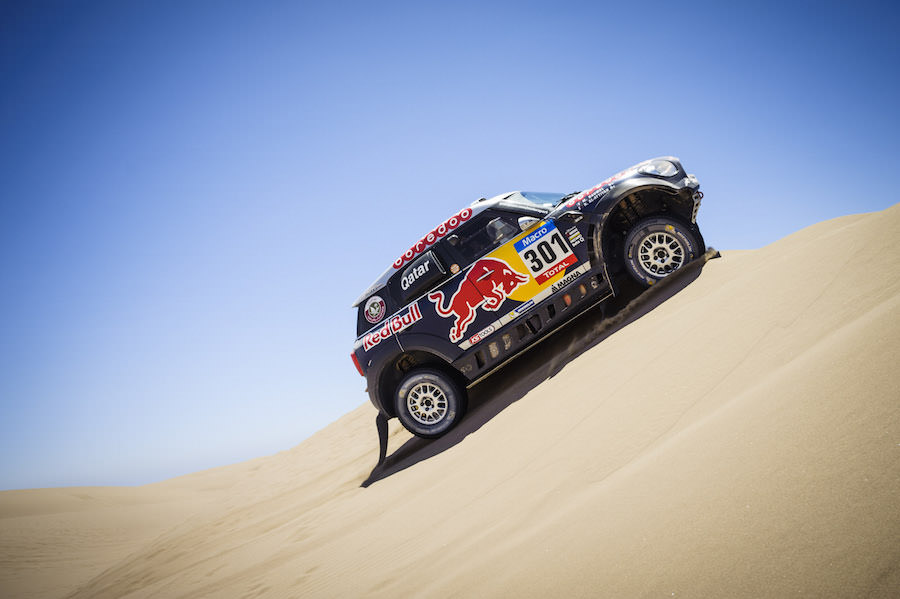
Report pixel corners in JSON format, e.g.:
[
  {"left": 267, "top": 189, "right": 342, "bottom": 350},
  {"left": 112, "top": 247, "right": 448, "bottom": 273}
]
[{"left": 428, "top": 257, "right": 529, "bottom": 343}]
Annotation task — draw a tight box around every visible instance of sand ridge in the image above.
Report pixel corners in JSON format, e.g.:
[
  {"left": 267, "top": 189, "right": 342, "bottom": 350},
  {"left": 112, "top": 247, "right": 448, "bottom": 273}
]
[{"left": 2, "top": 205, "right": 899, "bottom": 598}]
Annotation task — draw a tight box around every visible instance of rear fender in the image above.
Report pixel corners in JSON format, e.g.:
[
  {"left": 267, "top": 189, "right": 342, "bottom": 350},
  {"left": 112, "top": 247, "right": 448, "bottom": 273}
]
[
  {"left": 398, "top": 333, "right": 463, "bottom": 365},
  {"left": 370, "top": 343, "right": 462, "bottom": 418}
]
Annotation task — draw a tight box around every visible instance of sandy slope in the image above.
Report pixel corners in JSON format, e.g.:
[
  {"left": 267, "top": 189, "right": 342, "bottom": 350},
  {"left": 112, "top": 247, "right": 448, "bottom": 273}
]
[{"left": 2, "top": 205, "right": 899, "bottom": 598}]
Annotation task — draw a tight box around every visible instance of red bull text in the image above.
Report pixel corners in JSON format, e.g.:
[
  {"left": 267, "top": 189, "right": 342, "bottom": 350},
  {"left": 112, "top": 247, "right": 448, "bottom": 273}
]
[{"left": 363, "top": 303, "right": 423, "bottom": 351}]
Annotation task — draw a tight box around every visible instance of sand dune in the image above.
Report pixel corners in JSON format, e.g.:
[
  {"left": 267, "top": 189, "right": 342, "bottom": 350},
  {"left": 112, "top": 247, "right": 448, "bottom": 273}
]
[{"left": 2, "top": 205, "right": 899, "bottom": 598}]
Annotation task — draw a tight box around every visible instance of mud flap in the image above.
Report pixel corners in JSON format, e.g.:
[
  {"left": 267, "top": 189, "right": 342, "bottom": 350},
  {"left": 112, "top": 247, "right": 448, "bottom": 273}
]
[{"left": 375, "top": 412, "right": 388, "bottom": 467}]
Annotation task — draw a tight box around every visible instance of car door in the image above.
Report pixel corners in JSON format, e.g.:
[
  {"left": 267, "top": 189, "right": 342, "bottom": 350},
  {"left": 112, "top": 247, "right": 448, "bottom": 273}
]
[
  {"left": 382, "top": 240, "right": 476, "bottom": 363},
  {"left": 433, "top": 210, "right": 592, "bottom": 350}
]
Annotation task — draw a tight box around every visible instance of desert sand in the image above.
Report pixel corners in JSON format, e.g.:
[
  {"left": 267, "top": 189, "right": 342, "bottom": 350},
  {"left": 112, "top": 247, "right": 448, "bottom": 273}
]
[{"left": 2, "top": 204, "right": 899, "bottom": 598}]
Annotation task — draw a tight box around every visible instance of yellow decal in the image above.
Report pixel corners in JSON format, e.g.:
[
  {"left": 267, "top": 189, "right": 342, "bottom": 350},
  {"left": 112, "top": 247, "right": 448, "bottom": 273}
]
[{"left": 485, "top": 220, "right": 576, "bottom": 302}]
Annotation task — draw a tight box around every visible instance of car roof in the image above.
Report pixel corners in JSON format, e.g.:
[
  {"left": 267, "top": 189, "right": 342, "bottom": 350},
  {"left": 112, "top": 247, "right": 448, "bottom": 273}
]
[{"left": 351, "top": 193, "right": 550, "bottom": 307}]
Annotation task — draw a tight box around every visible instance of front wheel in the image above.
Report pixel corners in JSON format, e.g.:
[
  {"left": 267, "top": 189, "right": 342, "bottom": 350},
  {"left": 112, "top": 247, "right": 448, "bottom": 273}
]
[
  {"left": 395, "top": 368, "right": 467, "bottom": 438},
  {"left": 623, "top": 217, "right": 701, "bottom": 286}
]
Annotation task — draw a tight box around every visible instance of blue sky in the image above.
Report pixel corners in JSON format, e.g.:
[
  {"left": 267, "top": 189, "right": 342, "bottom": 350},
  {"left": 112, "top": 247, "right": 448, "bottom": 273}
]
[{"left": 1, "top": 1, "right": 898, "bottom": 489}]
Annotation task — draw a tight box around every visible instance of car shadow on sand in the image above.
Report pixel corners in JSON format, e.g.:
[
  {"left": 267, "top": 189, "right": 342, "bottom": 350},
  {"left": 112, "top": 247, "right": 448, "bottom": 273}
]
[{"left": 361, "top": 249, "right": 721, "bottom": 488}]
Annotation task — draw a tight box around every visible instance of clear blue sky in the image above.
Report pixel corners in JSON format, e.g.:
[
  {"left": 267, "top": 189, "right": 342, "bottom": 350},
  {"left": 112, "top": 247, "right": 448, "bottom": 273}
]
[{"left": 2, "top": 1, "right": 898, "bottom": 489}]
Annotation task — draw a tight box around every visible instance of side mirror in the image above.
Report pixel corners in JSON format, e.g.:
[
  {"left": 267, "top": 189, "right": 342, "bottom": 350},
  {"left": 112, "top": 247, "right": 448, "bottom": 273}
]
[
  {"left": 518, "top": 216, "right": 540, "bottom": 232},
  {"left": 559, "top": 210, "right": 584, "bottom": 224},
  {"left": 446, "top": 234, "right": 459, "bottom": 246}
]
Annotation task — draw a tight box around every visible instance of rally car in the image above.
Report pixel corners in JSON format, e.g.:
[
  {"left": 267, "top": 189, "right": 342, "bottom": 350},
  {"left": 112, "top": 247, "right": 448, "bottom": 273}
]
[{"left": 351, "top": 157, "right": 705, "bottom": 438}]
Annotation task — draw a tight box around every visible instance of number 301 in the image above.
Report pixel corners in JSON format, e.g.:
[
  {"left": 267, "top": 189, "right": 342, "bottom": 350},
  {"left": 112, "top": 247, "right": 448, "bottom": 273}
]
[{"left": 522, "top": 232, "right": 569, "bottom": 273}]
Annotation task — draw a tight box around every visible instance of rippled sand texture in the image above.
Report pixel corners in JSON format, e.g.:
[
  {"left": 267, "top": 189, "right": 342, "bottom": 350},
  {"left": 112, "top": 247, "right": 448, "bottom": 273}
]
[{"left": 3, "top": 204, "right": 899, "bottom": 598}]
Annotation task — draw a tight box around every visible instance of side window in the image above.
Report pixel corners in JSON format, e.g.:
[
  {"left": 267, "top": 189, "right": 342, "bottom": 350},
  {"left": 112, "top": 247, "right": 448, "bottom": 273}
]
[
  {"left": 452, "top": 213, "right": 520, "bottom": 265},
  {"left": 391, "top": 249, "right": 447, "bottom": 304}
]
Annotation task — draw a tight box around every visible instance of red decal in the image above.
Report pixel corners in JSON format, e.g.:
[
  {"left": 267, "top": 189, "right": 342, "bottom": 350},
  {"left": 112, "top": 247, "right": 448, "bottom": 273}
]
[
  {"left": 566, "top": 168, "right": 635, "bottom": 207},
  {"left": 393, "top": 207, "right": 472, "bottom": 269},
  {"left": 362, "top": 303, "right": 423, "bottom": 351},
  {"left": 534, "top": 254, "right": 577, "bottom": 284},
  {"left": 428, "top": 257, "right": 528, "bottom": 343},
  {"left": 468, "top": 325, "right": 495, "bottom": 346}
]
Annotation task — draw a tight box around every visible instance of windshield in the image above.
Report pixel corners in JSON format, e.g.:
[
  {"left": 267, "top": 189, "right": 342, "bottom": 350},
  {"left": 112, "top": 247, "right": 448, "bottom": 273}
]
[{"left": 516, "top": 191, "right": 571, "bottom": 208}]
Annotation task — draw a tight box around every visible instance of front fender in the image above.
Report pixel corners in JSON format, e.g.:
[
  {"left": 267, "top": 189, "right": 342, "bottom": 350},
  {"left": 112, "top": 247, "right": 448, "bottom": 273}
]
[
  {"left": 548, "top": 176, "right": 696, "bottom": 238},
  {"left": 549, "top": 156, "right": 700, "bottom": 222},
  {"left": 593, "top": 177, "right": 696, "bottom": 219}
]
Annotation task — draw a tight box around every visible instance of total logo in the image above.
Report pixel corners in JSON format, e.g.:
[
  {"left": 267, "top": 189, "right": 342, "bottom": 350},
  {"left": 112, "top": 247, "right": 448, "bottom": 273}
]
[
  {"left": 541, "top": 260, "right": 571, "bottom": 281},
  {"left": 362, "top": 303, "right": 423, "bottom": 351}
]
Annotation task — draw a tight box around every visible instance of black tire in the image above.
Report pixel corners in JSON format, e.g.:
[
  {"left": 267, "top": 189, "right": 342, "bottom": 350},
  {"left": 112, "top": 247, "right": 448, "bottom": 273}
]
[
  {"left": 623, "top": 217, "right": 701, "bottom": 286},
  {"left": 395, "top": 368, "right": 467, "bottom": 438}
]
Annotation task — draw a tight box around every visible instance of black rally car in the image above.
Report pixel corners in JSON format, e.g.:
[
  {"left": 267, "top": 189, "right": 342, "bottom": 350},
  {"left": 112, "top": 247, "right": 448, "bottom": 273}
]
[{"left": 351, "top": 157, "right": 705, "bottom": 438}]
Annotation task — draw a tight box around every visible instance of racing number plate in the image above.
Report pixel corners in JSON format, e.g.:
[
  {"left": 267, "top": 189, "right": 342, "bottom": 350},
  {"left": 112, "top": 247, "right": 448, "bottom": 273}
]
[{"left": 514, "top": 222, "right": 578, "bottom": 285}]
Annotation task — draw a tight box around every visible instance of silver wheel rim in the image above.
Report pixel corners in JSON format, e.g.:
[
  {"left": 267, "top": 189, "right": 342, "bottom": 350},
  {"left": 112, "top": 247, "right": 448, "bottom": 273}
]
[
  {"left": 637, "top": 231, "right": 685, "bottom": 277},
  {"left": 407, "top": 382, "right": 449, "bottom": 425}
]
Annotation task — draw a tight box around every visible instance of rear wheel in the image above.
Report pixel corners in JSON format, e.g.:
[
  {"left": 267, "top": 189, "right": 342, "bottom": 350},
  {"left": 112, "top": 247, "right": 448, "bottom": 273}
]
[
  {"left": 395, "top": 368, "right": 467, "bottom": 438},
  {"left": 624, "top": 217, "right": 700, "bottom": 286}
]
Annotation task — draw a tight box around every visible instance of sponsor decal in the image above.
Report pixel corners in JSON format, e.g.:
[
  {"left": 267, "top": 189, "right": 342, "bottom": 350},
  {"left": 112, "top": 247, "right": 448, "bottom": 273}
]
[
  {"left": 566, "top": 182, "right": 609, "bottom": 209},
  {"left": 513, "top": 222, "right": 578, "bottom": 285},
  {"left": 566, "top": 226, "right": 584, "bottom": 247},
  {"left": 457, "top": 263, "right": 592, "bottom": 351},
  {"left": 551, "top": 269, "right": 583, "bottom": 293},
  {"left": 364, "top": 295, "right": 386, "bottom": 324},
  {"left": 565, "top": 167, "right": 636, "bottom": 209},
  {"left": 400, "top": 258, "right": 432, "bottom": 291},
  {"left": 506, "top": 299, "right": 534, "bottom": 320},
  {"left": 362, "top": 303, "right": 423, "bottom": 351},
  {"left": 540, "top": 259, "right": 575, "bottom": 281},
  {"left": 518, "top": 225, "right": 549, "bottom": 248},
  {"left": 468, "top": 324, "right": 495, "bottom": 346},
  {"left": 393, "top": 207, "right": 473, "bottom": 270},
  {"left": 429, "top": 257, "right": 529, "bottom": 343}
]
